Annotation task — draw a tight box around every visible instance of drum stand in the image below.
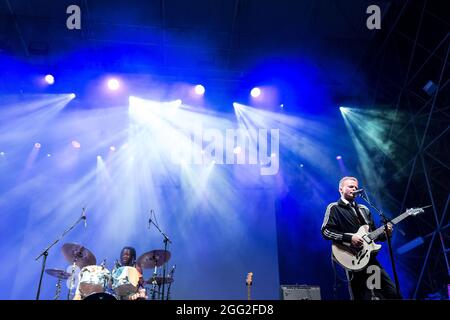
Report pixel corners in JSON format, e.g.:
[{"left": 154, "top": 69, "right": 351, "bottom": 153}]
[
  {"left": 35, "top": 208, "right": 86, "bottom": 300},
  {"left": 149, "top": 266, "right": 159, "bottom": 300},
  {"left": 54, "top": 278, "right": 62, "bottom": 300},
  {"left": 67, "top": 261, "right": 77, "bottom": 300}
]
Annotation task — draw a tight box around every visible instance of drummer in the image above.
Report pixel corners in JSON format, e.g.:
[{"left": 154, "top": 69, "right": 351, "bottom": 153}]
[
  {"left": 117, "top": 247, "right": 143, "bottom": 277},
  {"left": 114, "top": 246, "right": 146, "bottom": 300}
]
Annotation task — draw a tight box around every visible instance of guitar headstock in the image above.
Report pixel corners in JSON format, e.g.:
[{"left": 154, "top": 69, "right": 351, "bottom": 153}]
[
  {"left": 246, "top": 272, "right": 253, "bottom": 286},
  {"left": 406, "top": 208, "right": 424, "bottom": 216}
]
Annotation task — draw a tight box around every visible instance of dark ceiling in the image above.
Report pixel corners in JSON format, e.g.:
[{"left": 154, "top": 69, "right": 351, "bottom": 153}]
[{"left": 0, "top": 1, "right": 448, "bottom": 106}]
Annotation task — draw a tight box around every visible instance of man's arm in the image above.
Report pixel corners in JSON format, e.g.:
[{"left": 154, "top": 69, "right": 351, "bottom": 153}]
[{"left": 321, "top": 203, "right": 353, "bottom": 246}]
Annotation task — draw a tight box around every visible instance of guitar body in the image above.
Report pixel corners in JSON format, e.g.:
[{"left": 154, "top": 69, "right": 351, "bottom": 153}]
[{"left": 332, "top": 225, "right": 382, "bottom": 271}]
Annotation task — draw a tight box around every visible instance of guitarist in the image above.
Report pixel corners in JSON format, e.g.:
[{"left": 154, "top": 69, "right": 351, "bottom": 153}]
[{"left": 321, "top": 176, "right": 401, "bottom": 300}]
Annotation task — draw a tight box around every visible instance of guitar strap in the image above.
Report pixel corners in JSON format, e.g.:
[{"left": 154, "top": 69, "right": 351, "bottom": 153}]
[{"left": 351, "top": 203, "right": 366, "bottom": 225}]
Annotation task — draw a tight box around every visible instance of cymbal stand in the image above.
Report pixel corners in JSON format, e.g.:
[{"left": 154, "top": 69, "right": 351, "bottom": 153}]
[
  {"left": 54, "top": 278, "right": 62, "bottom": 300},
  {"left": 67, "top": 260, "right": 77, "bottom": 300},
  {"left": 149, "top": 266, "right": 158, "bottom": 300},
  {"left": 35, "top": 208, "right": 86, "bottom": 300}
]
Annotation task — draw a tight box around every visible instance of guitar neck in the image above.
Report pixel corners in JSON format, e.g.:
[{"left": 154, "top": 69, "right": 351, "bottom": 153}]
[
  {"left": 370, "top": 211, "right": 410, "bottom": 240},
  {"left": 247, "top": 285, "right": 251, "bottom": 300}
]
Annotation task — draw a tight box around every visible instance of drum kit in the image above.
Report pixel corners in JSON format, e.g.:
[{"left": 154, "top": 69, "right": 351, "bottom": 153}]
[{"left": 45, "top": 243, "right": 174, "bottom": 300}]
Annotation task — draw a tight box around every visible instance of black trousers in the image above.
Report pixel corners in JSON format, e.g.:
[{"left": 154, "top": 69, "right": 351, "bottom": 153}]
[{"left": 347, "top": 260, "right": 402, "bottom": 300}]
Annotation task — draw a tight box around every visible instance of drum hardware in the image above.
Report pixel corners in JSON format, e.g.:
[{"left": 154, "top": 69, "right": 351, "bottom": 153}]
[
  {"left": 147, "top": 210, "right": 172, "bottom": 300},
  {"left": 67, "top": 261, "right": 78, "bottom": 300},
  {"left": 61, "top": 243, "right": 96, "bottom": 269},
  {"left": 45, "top": 269, "right": 71, "bottom": 300},
  {"left": 34, "top": 208, "right": 87, "bottom": 300}
]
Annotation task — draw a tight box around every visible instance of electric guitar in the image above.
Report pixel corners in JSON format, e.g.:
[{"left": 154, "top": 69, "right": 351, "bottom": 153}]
[
  {"left": 246, "top": 272, "right": 253, "bottom": 300},
  {"left": 332, "top": 207, "right": 425, "bottom": 271}
]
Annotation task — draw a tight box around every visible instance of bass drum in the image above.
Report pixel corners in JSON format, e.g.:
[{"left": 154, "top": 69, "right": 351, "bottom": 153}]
[{"left": 83, "top": 292, "right": 117, "bottom": 300}]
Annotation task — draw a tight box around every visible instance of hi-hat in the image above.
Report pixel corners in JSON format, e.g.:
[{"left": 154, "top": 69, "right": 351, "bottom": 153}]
[
  {"left": 145, "top": 276, "right": 174, "bottom": 286},
  {"left": 137, "top": 250, "right": 171, "bottom": 269},
  {"left": 45, "top": 269, "right": 71, "bottom": 280}
]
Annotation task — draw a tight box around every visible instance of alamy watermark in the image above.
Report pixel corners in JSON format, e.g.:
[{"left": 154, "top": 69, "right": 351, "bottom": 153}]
[
  {"left": 169, "top": 126, "right": 280, "bottom": 176},
  {"left": 66, "top": 5, "right": 381, "bottom": 31}
]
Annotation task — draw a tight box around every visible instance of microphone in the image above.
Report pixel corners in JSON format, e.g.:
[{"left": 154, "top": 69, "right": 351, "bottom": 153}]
[
  {"left": 148, "top": 209, "right": 154, "bottom": 229},
  {"left": 81, "top": 208, "right": 87, "bottom": 228},
  {"left": 352, "top": 189, "right": 364, "bottom": 197}
]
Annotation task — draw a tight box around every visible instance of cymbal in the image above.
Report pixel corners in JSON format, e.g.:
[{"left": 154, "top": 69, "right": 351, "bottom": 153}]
[
  {"left": 45, "top": 269, "right": 71, "bottom": 280},
  {"left": 137, "top": 250, "right": 171, "bottom": 269},
  {"left": 61, "top": 243, "right": 96, "bottom": 268},
  {"left": 145, "top": 276, "right": 174, "bottom": 285}
]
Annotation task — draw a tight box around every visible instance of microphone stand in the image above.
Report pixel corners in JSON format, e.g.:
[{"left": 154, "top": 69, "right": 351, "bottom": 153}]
[
  {"left": 359, "top": 191, "right": 401, "bottom": 298},
  {"left": 148, "top": 216, "right": 171, "bottom": 301},
  {"left": 35, "top": 208, "right": 86, "bottom": 300}
]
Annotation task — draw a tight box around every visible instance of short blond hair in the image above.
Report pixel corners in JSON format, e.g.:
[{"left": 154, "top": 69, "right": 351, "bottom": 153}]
[{"left": 339, "top": 176, "right": 358, "bottom": 188}]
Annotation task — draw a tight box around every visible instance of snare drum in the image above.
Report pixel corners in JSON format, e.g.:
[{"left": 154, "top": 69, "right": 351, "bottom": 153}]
[
  {"left": 112, "top": 266, "right": 140, "bottom": 296},
  {"left": 78, "top": 265, "right": 111, "bottom": 296}
]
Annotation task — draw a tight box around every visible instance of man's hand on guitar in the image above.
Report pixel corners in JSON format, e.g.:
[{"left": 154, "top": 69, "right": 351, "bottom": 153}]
[
  {"left": 385, "top": 223, "right": 393, "bottom": 237},
  {"left": 351, "top": 235, "right": 364, "bottom": 248}
]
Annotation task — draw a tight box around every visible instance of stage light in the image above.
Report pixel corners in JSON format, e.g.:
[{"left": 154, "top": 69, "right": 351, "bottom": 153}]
[
  {"left": 250, "top": 87, "right": 261, "bottom": 98},
  {"left": 110, "top": 146, "right": 116, "bottom": 152},
  {"left": 47, "top": 154, "right": 51, "bottom": 157},
  {"left": 107, "top": 78, "right": 120, "bottom": 91},
  {"left": 233, "top": 146, "right": 242, "bottom": 154},
  {"left": 97, "top": 155, "right": 102, "bottom": 160},
  {"left": 397, "top": 237, "right": 424, "bottom": 255},
  {"left": 70, "top": 93, "right": 76, "bottom": 99},
  {"left": 339, "top": 106, "right": 347, "bottom": 112},
  {"left": 34, "top": 143, "right": 41, "bottom": 149},
  {"left": 271, "top": 153, "right": 277, "bottom": 157},
  {"left": 0, "top": 152, "right": 4, "bottom": 156},
  {"left": 280, "top": 104, "right": 284, "bottom": 109},
  {"left": 300, "top": 164, "right": 304, "bottom": 168},
  {"left": 44, "top": 74, "right": 54, "bottom": 85},
  {"left": 71, "top": 140, "right": 81, "bottom": 149},
  {"left": 336, "top": 155, "right": 342, "bottom": 160},
  {"left": 194, "top": 84, "right": 205, "bottom": 95},
  {"left": 169, "top": 99, "right": 182, "bottom": 108}
]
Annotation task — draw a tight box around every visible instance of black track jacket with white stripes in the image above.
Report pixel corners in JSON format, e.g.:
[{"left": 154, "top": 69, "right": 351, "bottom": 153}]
[{"left": 321, "top": 198, "right": 386, "bottom": 246}]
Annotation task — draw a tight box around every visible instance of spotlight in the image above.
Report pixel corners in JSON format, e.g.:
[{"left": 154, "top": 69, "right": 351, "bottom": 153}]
[
  {"left": 233, "top": 146, "right": 242, "bottom": 154},
  {"left": 107, "top": 78, "right": 120, "bottom": 91},
  {"left": 250, "top": 87, "right": 261, "bottom": 98},
  {"left": 280, "top": 104, "right": 284, "bottom": 109},
  {"left": 47, "top": 153, "right": 51, "bottom": 157},
  {"left": 336, "top": 155, "right": 342, "bottom": 160},
  {"left": 194, "top": 84, "right": 205, "bottom": 95},
  {"left": 34, "top": 143, "right": 41, "bottom": 149},
  {"left": 0, "top": 152, "right": 4, "bottom": 156},
  {"left": 339, "top": 106, "right": 346, "bottom": 112},
  {"left": 300, "top": 164, "right": 304, "bottom": 168},
  {"left": 110, "top": 146, "right": 116, "bottom": 152},
  {"left": 69, "top": 93, "right": 76, "bottom": 99},
  {"left": 271, "top": 153, "right": 276, "bottom": 157},
  {"left": 97, "top": 155, "right": 102, "bottom": 160},
  {"left": 44, "top": 74, "right": 54, "bottom": 85},
  {"left": 71, "top": 140, "right": 81, "bottom": 149}
]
